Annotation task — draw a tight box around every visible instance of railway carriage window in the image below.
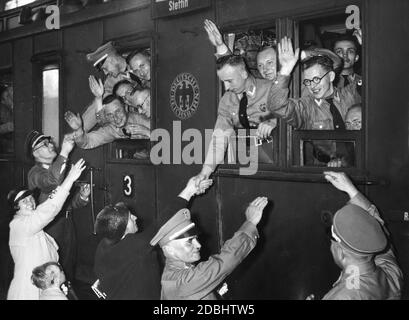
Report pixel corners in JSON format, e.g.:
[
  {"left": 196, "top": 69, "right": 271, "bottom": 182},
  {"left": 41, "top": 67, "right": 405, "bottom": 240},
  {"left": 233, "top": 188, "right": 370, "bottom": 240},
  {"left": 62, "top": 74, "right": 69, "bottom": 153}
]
[
  {"left": 108, "top": 46, "right": 151, "bottom": 161},
  {"left": 42, "top": 65, "right": 59, "bottom": 145},
  {"left": 291, "top": 9, "right": 363, "bottom": 168},
  {"left": 0, "top": 71, "right": 13, "bottom": 155},
  {"left": 220, "top": 25, "right": 278, "bottom": 167}
]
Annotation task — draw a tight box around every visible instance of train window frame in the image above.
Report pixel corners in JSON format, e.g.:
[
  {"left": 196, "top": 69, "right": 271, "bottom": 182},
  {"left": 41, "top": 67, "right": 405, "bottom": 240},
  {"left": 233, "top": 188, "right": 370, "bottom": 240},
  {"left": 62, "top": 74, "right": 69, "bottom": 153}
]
[
  {"left": 31, "top": 50, "right": 63, "bottom": 146},
  {"left": 287, "top": 7, "right": 365, "bottom": 173},
  {"left": 0, "top": 67, "right": 14, "bottom": 159},
  {"left": 104, "top": 34, "right": 154, "bottom": 165},
  {"left": 215, "top": 19, "right": 281, "bottom": 174}
]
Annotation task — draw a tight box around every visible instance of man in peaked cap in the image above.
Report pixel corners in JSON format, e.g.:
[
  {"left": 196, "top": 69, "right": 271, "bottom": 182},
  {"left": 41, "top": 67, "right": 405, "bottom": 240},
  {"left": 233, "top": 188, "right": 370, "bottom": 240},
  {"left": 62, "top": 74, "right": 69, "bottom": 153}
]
[
  {"left": 317, "top": 171, "right": 403, "bottom": 300},
  {"left": 151, "top": 185, "right": 268, "bottom": 300},
  {"left": 86, "top": 41, "right": 132, "bottom": 97},
  {"left": 25, "top": 130, "right": 90, "bottom": 281}
]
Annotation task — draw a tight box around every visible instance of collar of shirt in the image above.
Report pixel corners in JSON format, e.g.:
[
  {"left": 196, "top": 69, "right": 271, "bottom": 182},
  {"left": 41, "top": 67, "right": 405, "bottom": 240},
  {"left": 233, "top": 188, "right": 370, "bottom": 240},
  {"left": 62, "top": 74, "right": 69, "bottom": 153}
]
[
  {"left": 238, "top": 76, "right": 257, "bottom": 100},
  {"left": 166, "top": 258, "right": 194, "bottom": 270}
]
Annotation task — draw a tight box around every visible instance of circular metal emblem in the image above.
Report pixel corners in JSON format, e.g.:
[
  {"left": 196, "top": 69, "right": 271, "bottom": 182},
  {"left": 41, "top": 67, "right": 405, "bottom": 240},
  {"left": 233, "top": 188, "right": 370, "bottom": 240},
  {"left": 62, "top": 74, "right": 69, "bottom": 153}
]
[{"left": 170, "top": 73, "right": 200, "bottom": 120}]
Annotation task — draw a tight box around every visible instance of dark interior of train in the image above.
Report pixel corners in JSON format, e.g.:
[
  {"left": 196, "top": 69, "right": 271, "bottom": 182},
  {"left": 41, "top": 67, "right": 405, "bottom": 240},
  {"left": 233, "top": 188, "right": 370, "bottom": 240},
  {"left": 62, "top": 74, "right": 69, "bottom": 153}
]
[{"left": 0, "top": 0, "right": 408, "bottom": 305}]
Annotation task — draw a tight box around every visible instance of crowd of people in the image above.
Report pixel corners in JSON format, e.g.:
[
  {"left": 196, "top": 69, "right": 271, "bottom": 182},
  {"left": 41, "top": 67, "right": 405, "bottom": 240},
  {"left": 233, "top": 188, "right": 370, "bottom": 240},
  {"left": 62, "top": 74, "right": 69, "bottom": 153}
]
[{"left": 4, "top": 19, "right": 401, "bottom": 301}]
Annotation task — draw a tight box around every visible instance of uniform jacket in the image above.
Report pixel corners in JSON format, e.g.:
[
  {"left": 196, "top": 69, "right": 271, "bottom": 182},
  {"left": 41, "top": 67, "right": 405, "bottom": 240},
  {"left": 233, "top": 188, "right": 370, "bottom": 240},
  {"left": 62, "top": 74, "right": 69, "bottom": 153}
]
[
  {"left": 267, "top": 74, "right": 361, "bottom": 130},
  {"left": 94, "top": 233, "right": 161, "bottom": 300},
  {"left": 7, "top": 186, "right": 70, "bottom": 300},
  {"left": 204, "top": 76, "right": 277, "bottom": 171},
  {"left": 322, "top": 192, "right": 403, "bottom": 300},
  {"left": 161, "top": 221, "right": 259, "bottom": 300}
]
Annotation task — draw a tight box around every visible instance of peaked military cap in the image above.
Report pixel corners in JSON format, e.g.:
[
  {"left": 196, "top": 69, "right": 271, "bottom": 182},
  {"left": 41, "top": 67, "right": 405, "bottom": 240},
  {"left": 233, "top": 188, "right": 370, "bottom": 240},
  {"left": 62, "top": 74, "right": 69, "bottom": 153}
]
[
  {"left": 150, "top": 208, "right": 197, "bottom": 247},
  {"left": 332, "top": 204, "right": 387, "bottom": 254},
  {"left": 86, "top": 41, "right": 117, "bottom": 70},
  {"left": 24, "top": 130, "right": 50, "bottom": 158}
]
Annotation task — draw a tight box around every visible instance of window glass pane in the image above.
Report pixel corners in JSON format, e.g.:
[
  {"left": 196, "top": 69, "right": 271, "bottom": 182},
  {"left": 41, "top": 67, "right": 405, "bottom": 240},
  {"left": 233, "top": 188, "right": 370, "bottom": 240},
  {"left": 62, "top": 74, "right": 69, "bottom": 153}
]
[
  {"left": 0, "top": 72, "right": 13, "bottom": 154},
  {"left": 5, "top": 0, "right": 37, "bottom": 11},
  {"left": 42, "top": 67, "right": 59, "bottom": 146},
  {"left": 301, "top": 139, "right": 356, "bottom": 167}
]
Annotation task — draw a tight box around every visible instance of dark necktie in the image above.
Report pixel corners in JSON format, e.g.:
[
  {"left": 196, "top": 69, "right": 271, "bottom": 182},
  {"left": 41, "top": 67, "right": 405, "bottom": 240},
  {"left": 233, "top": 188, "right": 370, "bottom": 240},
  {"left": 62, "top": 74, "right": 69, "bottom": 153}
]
[
  {"left": 326, "top": 98, "right": 345, "bottom": 130},
  {"left": 238, "top": 92, "right": 250, "bottom": 129},
  {"left": 343, "top": 75, "right": 350, "bottom": 87}
]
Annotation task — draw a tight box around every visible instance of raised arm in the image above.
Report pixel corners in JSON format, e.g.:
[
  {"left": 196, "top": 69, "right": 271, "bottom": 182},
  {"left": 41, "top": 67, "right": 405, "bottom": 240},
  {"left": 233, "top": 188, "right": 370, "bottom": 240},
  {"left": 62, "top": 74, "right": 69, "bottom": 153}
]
[
  {"left": 175, "top": 196, "right": 268, "bottom": 299},
  {"left": 27, "top": 134, "right": 75, "bottom": 191},
  {"left": 25, "top": 159, "right": 86, "bottom": 235},
  {"left": 204, "top": 19, "right": 231, "bottom": 58}
]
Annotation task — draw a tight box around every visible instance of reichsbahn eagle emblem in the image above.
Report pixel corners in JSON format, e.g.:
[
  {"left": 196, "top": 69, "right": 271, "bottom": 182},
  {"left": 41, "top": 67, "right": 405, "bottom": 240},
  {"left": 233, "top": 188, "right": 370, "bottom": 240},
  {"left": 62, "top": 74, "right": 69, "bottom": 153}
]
[{"left": 170, "top": 73, "right": 200, "bottom": 120}]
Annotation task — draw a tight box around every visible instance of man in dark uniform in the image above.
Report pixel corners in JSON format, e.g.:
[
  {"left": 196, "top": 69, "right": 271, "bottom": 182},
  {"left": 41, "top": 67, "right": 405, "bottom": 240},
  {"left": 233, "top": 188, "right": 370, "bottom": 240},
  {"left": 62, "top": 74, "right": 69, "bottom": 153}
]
[
  {"left": 314, "top": 171, "right": 403, "bottom": 300},
  {"left": 150, "top": 189, "right": 268, "bottom": 300},
  {"left": 25, "top": 130, "right": 90, "bottom": 280}
]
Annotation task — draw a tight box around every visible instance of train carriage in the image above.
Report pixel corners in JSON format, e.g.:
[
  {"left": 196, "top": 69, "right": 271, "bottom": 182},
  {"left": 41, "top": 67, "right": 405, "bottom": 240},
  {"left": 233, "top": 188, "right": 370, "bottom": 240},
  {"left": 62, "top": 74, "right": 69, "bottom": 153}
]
[{"left": 0, "top": 0, "right": 408, "bottom": 300}]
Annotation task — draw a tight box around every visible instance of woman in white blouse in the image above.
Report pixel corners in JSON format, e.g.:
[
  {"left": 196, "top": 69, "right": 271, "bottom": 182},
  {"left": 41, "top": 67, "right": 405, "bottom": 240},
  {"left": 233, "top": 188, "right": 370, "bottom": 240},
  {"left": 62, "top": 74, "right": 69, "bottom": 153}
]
[{"left": 7, "top": 159, "right": 86, "bottom": 300}]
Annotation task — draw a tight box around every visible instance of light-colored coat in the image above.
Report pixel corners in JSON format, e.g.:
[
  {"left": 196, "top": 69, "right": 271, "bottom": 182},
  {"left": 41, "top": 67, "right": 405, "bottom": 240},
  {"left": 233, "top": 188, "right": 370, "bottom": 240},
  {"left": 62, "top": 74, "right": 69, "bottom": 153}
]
[{"left": 7, "top": 188, "right": 69, "bottom": 300}]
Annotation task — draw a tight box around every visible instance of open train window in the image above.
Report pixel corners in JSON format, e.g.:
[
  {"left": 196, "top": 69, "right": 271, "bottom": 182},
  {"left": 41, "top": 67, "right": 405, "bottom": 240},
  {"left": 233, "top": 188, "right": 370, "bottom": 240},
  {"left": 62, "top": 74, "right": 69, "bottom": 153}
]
[
  {"left": 219, "top": 23, "right": 279, "bottom": 170},
  {"left": 290, "top": 7, "right": 363, "bottom": 169},
  {"left": 107, "top": 43, "right": 152, "bottom": 162},
  {"left": 0, "top": 69, "right": 14, "bottom": 157}
]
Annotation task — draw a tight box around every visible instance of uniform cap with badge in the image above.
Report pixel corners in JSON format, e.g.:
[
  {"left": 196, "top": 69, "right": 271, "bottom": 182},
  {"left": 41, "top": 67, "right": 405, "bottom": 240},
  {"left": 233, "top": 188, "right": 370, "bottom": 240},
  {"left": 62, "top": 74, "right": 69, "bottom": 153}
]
[
  {"left": 87, "top": 41, "right": 118, "bottom": 71},
  {"left": 331, "top": 204, "right": 387, "bottom": 254},
  {"left": 24, "top": 130, "right": 51, "bottom": 158},
  {"left": 150, "top": 208, "right": 198, "bottom": 247}
]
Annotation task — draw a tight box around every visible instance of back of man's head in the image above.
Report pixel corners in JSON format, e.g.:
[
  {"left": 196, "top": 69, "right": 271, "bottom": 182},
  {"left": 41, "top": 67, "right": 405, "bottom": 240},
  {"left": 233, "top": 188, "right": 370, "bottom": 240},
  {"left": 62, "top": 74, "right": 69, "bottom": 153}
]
[
  {"left": 95, "top": 202, "right": 130, "bottom": 243},
  {"left": 301, "top": 54, "right": 334, "bottom": 72}
]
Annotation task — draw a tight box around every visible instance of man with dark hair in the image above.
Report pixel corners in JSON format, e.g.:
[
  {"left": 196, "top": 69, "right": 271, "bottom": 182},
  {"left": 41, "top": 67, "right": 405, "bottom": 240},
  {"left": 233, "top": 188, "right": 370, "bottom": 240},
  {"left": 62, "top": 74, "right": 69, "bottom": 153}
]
[
  {"left": 267, "top": 36, "right": 360, "bottom": 130},
  {"left": 93, "top": 202, "right": 159, "bottom": 299},
  {"left": 65, "top": 95, "right": 150, "bottom": 149},
  {"left": 333, "top": 33, "right": 362, "bottom": 91},
  {"left": 31, "top": 262, "right": 68, "bottom": 300},
  {"left": 307, "top": 171, "right": 402, "bottom": 300},
  {"left": 113, "top": 80, "right": 151, "bottom": 120},
  {"left": 26, "top": 131, "right": 90, "bottom": 281}
]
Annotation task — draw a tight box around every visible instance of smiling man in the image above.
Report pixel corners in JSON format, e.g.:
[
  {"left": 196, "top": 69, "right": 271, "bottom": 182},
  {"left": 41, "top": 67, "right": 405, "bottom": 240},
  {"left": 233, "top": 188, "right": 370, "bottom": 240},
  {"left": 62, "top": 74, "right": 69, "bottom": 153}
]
[
  {"left": 150, "top": 184, "right": 268, "bottom": 300},
  {"left": 267, "top": 37, "right": 361, "bottom": 130}
]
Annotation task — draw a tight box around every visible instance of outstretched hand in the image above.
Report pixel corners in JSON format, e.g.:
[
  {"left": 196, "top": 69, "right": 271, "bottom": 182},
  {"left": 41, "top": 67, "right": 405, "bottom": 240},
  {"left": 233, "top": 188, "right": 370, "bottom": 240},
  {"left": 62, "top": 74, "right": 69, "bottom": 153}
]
[
  {"left": 204, "top": 19, "right": 224, "bottom": 47},
  {"left": 89, "top": 75, "right": 104, "bottom": 98},
  {"left": 277, "top": 36, "right": 300, "bottom": 76},
  {"left": 64, "top": 111, "right": 83, "bottom": 131},
  {"left": 245, "top": 196, "right": 268, "bottom": 226},
  {"left": 67, "top": 159, "right": 86, "bottom": 182},
  {"left": 323, "top": 171, "right": 358, "bottom": 198},
  {"left": 60, "top": 133, "right": 76, "bottom": 157},
  {"left": 353, "top": 28, "right": 362, "bottom": 45}
]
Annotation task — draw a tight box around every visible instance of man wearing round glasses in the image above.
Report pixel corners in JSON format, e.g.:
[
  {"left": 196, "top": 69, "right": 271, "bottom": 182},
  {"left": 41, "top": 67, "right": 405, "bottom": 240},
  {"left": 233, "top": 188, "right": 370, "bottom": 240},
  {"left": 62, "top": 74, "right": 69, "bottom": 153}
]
[
  {"left": 25, "top": 131, "right": 90, "bottom": 281},
  {"left": 267, "top": 37, "right": 360, "bottom": 130},
  {"left": 113, "top": 80, "right": 151, "bottom": 119}
]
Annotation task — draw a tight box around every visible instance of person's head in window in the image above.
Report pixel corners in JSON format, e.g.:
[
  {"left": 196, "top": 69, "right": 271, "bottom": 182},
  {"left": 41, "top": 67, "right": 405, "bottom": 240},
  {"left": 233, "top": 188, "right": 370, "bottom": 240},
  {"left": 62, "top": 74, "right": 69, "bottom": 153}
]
[
  {"left": 216, "top": 55, "right": 249, "bottom": 94},
  {"left": 345, "top": 104, "right": 362, "bottom": 130},
  {"left": 112, "top": 81, "right": 150, "bottom": 118},
  {"left": 103, "top": 95, "right": 128, "bottom": 128},
  {"left": 333, "top": 35, "right": 360, "bottom": 76},
  {"left": 0, "top": 85, "right": 13, "bottom": 108},
  {"left": 95, "top": 202, "right": 138, "bottom": 244},
  {"left": 301, "top": 55, "right": 335, "bottom": 100},
  {"left": 126, "top": 49, "right": 151, "bottom": 82},
  {"left": 87, "top": 41, "right": 127, "bottom": 78},
  {"left": 31, "top": 262, "right": 66, "bottom": 291},
  {"left": 257, "top": 47, "right": 277, "bottom": 81}
]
